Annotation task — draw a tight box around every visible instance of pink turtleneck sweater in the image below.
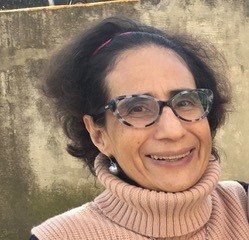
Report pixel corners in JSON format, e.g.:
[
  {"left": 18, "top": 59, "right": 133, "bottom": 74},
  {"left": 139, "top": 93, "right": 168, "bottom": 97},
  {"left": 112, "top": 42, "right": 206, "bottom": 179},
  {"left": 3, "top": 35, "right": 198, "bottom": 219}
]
[{"left": 32, "top": 155, "right": 249, "bottom": 239}]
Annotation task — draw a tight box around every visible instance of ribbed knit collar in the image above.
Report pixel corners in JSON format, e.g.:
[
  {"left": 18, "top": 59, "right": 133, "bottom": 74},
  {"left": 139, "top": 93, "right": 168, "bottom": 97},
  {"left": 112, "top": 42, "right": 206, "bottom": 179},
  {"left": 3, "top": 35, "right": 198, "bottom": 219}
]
[{"left": 94, "top": 154, "right": 220, "bottom": 239}]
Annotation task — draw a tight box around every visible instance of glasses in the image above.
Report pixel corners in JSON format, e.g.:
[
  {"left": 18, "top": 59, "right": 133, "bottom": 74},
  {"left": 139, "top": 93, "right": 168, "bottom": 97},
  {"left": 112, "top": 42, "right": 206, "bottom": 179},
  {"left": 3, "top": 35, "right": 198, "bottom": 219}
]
[{"left": 94, "top": 89, "right": 213, "bottom": 128}]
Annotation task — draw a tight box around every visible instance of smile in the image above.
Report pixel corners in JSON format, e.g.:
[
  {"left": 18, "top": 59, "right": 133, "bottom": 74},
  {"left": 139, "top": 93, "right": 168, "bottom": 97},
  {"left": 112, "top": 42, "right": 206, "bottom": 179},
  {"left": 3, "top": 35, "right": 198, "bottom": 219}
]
[{"left": 149, "top": 150, "right": 191, "bottom": 162}]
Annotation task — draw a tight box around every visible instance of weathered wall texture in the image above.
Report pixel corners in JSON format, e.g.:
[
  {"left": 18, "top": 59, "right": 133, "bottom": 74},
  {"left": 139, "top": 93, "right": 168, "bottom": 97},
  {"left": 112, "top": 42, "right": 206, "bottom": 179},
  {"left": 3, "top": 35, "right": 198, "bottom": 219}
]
[{"left": 0, "top": 0, "right": 248, "bottom": 239}]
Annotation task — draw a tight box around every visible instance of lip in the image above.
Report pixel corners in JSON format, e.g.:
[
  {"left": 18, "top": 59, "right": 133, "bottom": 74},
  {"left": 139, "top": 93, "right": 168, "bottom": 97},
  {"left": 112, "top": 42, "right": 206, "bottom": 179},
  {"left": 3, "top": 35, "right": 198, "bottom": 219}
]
[{"left": 145, "top": 148, "right": 195, "bottom": 168}]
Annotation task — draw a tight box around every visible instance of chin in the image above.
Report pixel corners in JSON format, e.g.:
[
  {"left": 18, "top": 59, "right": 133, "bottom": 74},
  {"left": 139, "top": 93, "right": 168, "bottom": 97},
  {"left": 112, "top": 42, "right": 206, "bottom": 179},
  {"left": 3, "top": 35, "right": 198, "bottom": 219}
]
[
  {"left": 153, "top": 177, "right": 199, "bottom": 192},
  {"left": 167, "top": 185, "right": 192, "bottom": 193}
]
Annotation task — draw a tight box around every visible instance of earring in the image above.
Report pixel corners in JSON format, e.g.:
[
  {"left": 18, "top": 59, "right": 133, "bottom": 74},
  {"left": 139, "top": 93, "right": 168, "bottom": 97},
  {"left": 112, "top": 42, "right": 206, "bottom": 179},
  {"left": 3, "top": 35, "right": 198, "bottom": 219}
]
[
  {"left": 209, "top": 154, "right": 217, "bottom": 162},
  {"left": 108, "top": 157, "right": 119, "bottom": 175}
]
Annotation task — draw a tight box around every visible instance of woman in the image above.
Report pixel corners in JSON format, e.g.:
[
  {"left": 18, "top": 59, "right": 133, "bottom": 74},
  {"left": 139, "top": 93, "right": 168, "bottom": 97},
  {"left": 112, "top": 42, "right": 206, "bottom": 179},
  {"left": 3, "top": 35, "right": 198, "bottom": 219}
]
[{"left": 30, "top": 17, "right": 248, "bottom": 239}]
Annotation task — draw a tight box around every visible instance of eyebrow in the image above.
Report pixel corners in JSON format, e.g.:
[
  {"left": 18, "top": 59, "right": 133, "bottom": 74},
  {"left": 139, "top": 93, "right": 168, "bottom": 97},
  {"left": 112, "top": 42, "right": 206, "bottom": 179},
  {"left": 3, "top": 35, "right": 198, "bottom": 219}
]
[{"left": 142, "top": 88, "right": 195, "bottom": 99}]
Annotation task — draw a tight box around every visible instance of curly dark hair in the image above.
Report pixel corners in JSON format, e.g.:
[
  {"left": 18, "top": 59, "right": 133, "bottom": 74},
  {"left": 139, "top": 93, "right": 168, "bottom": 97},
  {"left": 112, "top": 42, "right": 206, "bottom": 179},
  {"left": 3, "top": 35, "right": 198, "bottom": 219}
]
[{"left": 42, "top": 17, "right": 231, "bottom": 175}]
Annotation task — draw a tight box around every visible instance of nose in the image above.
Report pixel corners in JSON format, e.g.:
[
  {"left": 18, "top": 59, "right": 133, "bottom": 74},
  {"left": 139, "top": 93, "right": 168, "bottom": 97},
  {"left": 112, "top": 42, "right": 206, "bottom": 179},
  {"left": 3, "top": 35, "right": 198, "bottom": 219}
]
[{"left": 153, "top": 106, "right": 187, "bottom": 141}]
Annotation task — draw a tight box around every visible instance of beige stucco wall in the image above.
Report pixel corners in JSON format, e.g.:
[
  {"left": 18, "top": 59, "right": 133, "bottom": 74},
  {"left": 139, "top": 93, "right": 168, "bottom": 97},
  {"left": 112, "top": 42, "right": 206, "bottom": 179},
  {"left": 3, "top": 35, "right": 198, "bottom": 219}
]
[{"left": 0, "top": 0, "right": 248, "bottom": 239}]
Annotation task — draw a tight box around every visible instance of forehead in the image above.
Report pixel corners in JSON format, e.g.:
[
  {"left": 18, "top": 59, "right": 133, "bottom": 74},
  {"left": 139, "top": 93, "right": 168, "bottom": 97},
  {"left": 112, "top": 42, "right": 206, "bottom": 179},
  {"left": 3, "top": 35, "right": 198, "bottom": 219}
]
[{"left": 106, "top": 45, "right": 195, "bottom": 98}]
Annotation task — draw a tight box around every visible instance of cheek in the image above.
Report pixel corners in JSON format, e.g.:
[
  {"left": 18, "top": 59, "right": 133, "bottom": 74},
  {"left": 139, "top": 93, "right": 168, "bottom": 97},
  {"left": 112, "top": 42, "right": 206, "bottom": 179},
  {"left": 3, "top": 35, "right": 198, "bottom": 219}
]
[
  {"left": 113, "top": 130, "right": 143, "bottom": 152},
  {"left": 187, "top": 119, "right": 212, "bottom": 153},
  {"left": 106, "top": 121, "right": 145, "bottom": 157},
  {"left": 105, "top": 119, "right": 127, "bottom": 151},
  {"left": 198, "top": 121, "right": 212, "bottom": 150}
]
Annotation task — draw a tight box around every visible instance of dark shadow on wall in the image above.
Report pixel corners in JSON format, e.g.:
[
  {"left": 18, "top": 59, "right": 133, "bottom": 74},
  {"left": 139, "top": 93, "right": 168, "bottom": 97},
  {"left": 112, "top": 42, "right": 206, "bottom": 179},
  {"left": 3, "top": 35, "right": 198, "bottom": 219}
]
[{"left": 0, "top": 182, "right": 103, "bottom": 240}]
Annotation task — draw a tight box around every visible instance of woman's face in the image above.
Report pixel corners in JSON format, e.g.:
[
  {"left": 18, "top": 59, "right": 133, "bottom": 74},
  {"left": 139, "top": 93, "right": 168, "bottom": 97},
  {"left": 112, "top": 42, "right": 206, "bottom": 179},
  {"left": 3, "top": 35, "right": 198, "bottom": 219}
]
[{"left": 100, "top": 45, "right": 212, "bottom": 192}]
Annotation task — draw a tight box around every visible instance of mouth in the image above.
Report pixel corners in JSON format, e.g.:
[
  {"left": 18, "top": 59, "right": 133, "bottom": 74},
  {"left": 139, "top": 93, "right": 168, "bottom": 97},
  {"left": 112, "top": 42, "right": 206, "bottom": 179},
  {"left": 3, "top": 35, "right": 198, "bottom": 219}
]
[{"left": 147, "top": 150, "right": 192, "bottom": 162}]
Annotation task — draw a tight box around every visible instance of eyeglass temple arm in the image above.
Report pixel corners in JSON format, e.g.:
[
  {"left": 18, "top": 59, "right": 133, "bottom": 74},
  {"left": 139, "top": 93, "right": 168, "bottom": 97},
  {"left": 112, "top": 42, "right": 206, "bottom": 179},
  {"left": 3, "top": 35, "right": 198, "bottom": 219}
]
[{"left": 90, "top": 101, "right": 113, "bottom": 117}]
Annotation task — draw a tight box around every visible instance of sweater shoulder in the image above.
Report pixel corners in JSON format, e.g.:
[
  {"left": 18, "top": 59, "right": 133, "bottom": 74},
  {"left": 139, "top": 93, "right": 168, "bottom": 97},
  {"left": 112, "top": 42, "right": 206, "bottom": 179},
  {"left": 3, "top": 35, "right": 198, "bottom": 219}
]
[
  {"left": 215, "top": 180, "right": 248, "bottom": 217},
  {"left": 217, "top": 180, "right": 247, "bottom": 196},
  {"left": 31, "top": 201, "right": 138, "bottom": 240},
  {"left": 216, "top": 180, "right": 247, "bottom": 200},
  {"left": 31, "top": 202, "right": 106, "bottom": 240}
]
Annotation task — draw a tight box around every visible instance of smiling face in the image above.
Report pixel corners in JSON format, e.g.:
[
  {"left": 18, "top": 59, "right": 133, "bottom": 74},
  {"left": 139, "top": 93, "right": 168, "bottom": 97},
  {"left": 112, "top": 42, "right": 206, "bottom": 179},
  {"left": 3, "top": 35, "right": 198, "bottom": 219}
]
[{"left": 86, "top": 45, "right": 212, "bottom": 192}]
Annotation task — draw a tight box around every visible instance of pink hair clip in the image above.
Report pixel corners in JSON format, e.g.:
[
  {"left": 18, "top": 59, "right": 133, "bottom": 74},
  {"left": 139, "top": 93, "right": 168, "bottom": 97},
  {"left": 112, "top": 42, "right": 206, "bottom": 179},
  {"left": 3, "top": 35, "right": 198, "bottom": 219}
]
[
  {"left": 92, "top": 32, "right": 133, "bottom": 56},
  {"left": 92, "top": 38, "right": 112, "bottom": 56}
]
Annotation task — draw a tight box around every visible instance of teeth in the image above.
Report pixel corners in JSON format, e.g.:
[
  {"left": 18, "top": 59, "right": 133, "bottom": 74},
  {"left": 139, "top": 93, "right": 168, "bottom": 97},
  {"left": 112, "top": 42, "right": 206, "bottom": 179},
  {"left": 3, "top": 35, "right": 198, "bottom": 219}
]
[{"left": 150, "top": 151, "right": 191, "bottom": 162}]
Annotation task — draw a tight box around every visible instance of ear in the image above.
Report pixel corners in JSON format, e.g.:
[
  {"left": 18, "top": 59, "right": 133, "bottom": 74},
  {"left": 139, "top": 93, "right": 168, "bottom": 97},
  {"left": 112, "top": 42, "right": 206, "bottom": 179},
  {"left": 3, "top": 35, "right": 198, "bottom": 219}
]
[{"left": 83, "top": 115, "right": 112, "bottom": 156}]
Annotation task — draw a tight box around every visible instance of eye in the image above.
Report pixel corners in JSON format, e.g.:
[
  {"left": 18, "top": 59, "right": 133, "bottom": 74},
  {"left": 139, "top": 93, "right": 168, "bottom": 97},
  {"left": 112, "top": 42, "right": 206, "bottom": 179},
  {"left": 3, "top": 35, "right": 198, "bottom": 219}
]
[
  {"left": 127, "top": 104, "right": 151, "bottom": 114},
  {"left": 173, "top": 92, "right": 202, "bottom": 110},
  {"left": 175, "top": 100, "right": 195, "bottom": 108},
  {"left": 117, "top": 96, "right": 158, "bottom": 118}
]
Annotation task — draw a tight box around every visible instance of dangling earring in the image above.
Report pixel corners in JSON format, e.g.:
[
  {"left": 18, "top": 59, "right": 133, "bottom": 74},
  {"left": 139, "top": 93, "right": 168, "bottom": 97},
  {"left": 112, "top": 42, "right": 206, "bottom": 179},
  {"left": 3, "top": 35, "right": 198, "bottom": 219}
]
[
  {"left": 108, "top": 157, "right": 119, "bottom": 175},
  {"left": 209, "top": 154, "right": 217, "bottom": 162}
]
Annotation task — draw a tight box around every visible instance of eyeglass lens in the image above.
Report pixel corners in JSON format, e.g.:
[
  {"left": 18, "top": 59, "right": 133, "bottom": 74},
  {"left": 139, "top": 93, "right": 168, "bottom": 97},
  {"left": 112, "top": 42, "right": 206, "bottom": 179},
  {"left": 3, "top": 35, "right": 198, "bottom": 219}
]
[
  {"left": 115, "top": 90, "right": 211, "bottom": 128},
  {"left": 117, "top": 96, "right": 159, "bottom": 127}
]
